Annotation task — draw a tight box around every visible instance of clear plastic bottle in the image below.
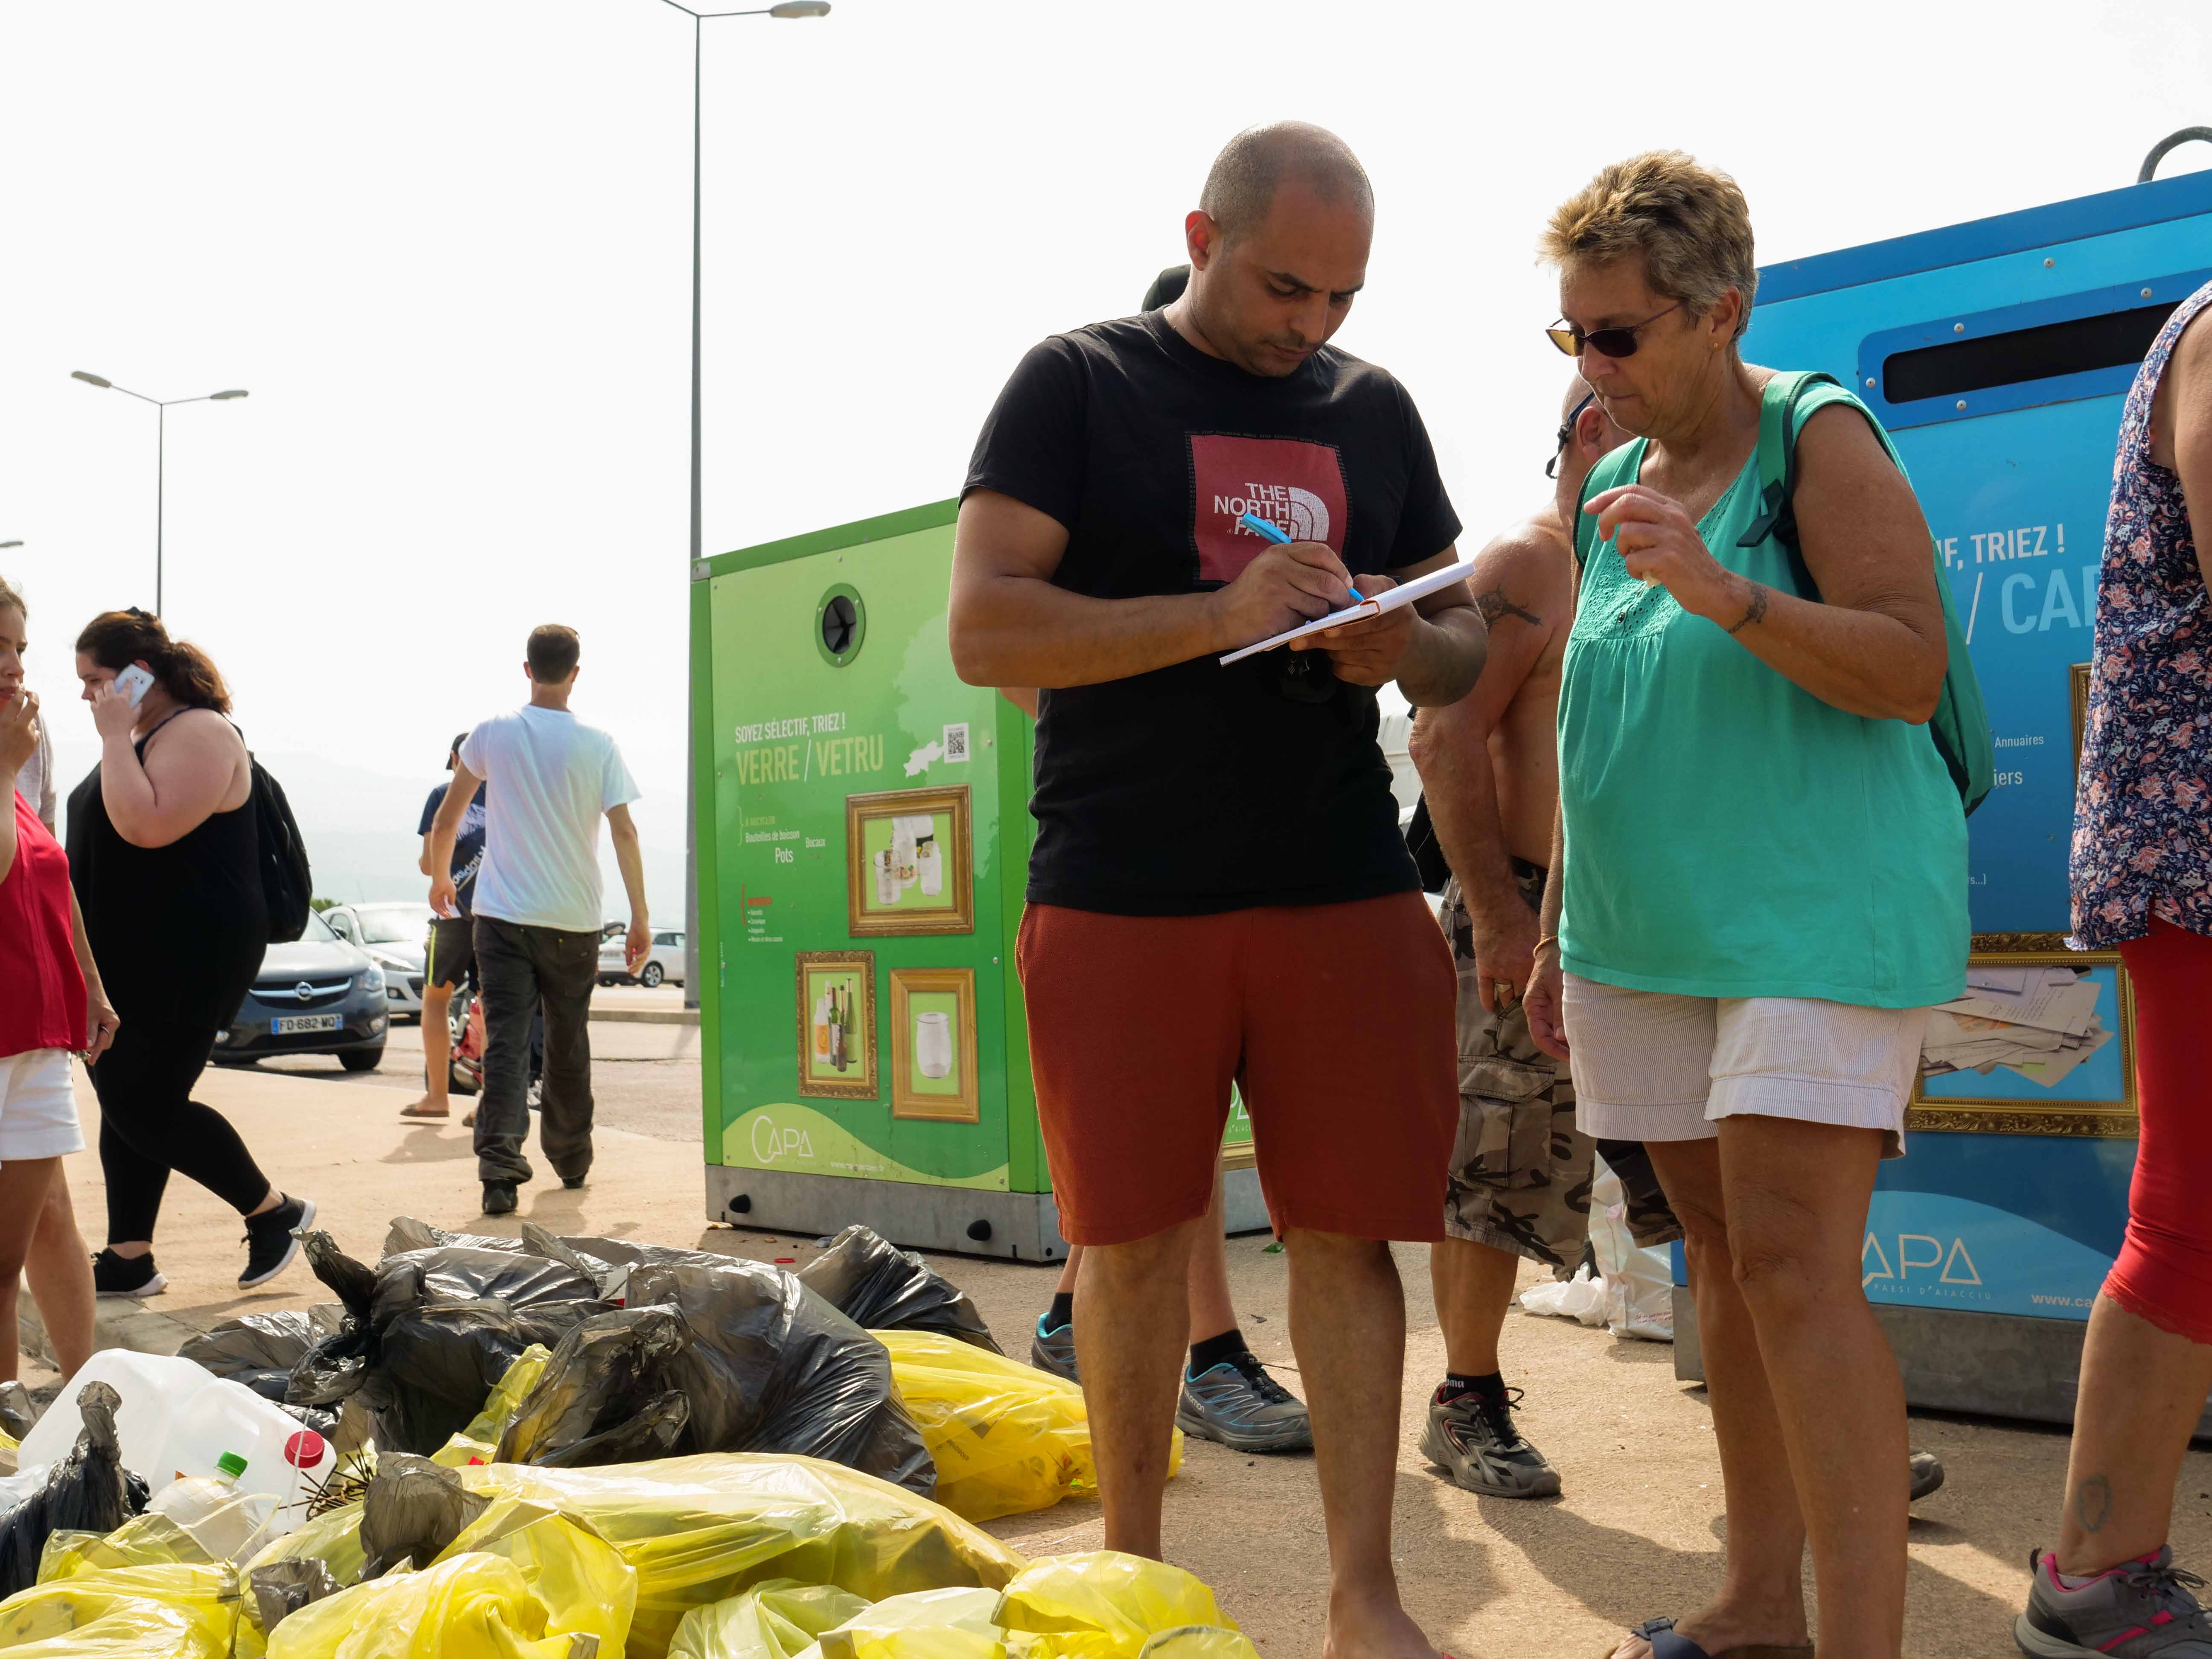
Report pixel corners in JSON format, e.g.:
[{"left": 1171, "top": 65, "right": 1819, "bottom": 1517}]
[{"left": 148, "top": 1454, "right": 280, "bottom": 1560}]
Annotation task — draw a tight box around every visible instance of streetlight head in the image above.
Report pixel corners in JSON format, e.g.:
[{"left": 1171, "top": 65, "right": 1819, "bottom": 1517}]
[
  {"left": 71, "top": 371, "right": 113, "bottom": 389},
  {"left": 768, "top": 2, "right": 830, "bottom": 15},
  {"left": 210, "top": 389, "right": 249, "bottom": 401}
]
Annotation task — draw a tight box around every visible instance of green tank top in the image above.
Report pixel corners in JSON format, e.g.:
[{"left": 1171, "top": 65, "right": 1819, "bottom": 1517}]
[{"left": 1557, "top": 387, "right": 1968, "bottom": 1008}]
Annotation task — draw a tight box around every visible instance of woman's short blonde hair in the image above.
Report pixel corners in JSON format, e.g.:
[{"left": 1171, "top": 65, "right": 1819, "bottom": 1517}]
[{"left": 1541, "top": 151, "right": 1758, "bottom": 338}]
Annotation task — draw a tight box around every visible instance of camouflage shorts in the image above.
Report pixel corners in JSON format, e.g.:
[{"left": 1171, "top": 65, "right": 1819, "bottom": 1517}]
[{"left": 1439, "top": 872, "right": 1681, "bottom": 1270}]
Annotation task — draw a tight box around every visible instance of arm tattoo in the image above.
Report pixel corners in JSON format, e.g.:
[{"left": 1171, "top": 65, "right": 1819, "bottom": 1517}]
[
  {"left": 2074, "top": 1475, "right": 2113, "bottom": 1534},
  {"left": 1725, "top": 586, "right": 1769, "bottom": 635},
  {"left": 1476, "top": 586, "right": 1541, "bottom": 628}
]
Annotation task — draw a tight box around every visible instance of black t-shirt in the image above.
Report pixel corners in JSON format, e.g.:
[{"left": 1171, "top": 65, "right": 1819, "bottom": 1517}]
[
  {"left": 419, "top": 780, "right": 489, "bottom": 917},
  {"left": 963, "top": 310, "right": 1461, "bottom": 915}
]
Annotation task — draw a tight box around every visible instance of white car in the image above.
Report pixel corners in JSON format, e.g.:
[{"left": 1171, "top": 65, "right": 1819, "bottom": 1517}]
[
  {"left": 321, "top": 901, "right": 437, "bottom": 1020},
  {"left": 600, "top": 928, "right": 685, "bottom": 989}
]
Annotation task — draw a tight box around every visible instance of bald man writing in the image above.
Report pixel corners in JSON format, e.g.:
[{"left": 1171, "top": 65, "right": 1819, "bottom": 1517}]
[{"left": 950, "top": 122, "right": 1481, "bottom": 1657}]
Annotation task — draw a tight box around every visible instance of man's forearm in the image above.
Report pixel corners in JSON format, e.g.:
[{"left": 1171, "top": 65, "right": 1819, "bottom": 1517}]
[
  {"left": 613, "top": 831, "right": 649, "bottom": 926},
  {"left": 1392, "top": 605, "right": 1487, "bottom": 709},
  {"left": 1414, "top": 711, "right": 1524, "bottom": 922},
  {"left": 949, "top": 576, "right": 1222, "bottom": 690}
]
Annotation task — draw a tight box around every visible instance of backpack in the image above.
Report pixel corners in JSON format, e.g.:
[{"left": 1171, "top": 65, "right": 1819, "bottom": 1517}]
[
  {"left": 239, "top": 735, "right": 314, "bottom": 943},
  {"left": 1576, "top": 371, "right": 1996, "bottom": 816}
]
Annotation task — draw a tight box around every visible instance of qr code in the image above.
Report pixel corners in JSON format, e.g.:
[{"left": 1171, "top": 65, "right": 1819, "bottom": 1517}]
[{"left": 942, "top": 722, "right": 970, "bottom": 763}]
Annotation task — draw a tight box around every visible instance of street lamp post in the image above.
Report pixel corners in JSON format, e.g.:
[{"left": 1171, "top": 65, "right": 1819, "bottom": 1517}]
[
  {"left": 70, "top": 372, "right": 248, "bottom": 616},
  {"left": 658, "top": 0, "right": 830, "bottom": 1009}
]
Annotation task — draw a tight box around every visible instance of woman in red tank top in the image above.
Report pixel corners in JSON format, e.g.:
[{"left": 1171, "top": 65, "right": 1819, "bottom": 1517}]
[{"left": 0, "top": 581, "right": 119, "bottom": 1385}]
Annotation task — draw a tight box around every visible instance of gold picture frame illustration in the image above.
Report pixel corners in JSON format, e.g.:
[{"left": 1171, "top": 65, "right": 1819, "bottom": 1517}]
[
  {"left": 795, "top": 950, "right": 877, "bottom": 1100},
  {"left": 845, "top": 784, "right": 975, "bottom": 938},
  {"left": 1906, "top": 936, "right": 2136, "bottom": 1138},
  {"left": 889, "top": 967, "right": 980, "bottom": 1123}
]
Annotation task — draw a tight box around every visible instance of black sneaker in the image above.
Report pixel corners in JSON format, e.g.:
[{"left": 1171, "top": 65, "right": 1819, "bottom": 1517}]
[
  {"left": 1176, "top": 1351, "right": 1314, "bottom": 1453},
  {"left": 92, "top": 1249, "right": 166, "bottom": 1298},
  {"left": 1910, "top": 1448, "right": 1946, "bottom": 1502},
  {"left": 1421, "top": 1384, "right": 1562, "bottom": 1498},
  {"left": 239, "top": 1195, "right": 317, "bottom": 1289},
  {"left": 482, "top": 1181, "right": 518, "bottom": 1216}
]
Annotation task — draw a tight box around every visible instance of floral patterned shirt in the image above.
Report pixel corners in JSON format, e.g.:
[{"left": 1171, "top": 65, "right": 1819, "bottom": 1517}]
[{"left": 2069, "top": 277, "right": 2212, "bottom": 948}]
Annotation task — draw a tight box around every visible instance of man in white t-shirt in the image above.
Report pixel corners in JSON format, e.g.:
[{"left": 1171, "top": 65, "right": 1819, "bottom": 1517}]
[{"left": 426, "top": 624, "right": 648, "bottom": 1214}]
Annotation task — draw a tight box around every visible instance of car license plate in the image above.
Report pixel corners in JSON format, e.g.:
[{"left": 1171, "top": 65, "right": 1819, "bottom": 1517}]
[{"left": 272, "top": 1013, "right": 342, "bottom": 1035}]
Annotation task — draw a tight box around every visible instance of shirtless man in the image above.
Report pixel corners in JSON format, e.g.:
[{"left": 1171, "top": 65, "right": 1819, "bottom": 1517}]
[{"left": 1408, "top": 380, "right": 1679, "bottom": 1497}]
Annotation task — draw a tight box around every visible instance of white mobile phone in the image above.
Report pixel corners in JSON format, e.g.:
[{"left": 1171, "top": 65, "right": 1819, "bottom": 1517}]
[{"left": 114, "top": 664, "right": 156, "bottom": 708}]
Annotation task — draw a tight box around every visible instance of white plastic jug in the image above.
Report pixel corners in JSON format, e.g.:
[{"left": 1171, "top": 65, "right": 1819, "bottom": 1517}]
[
  {"left": 15, "top": 1350, "right": 196, "bottom": 1481},
  {"left": 167, "top": 1382, "right": 333, "bottom": 1524}
]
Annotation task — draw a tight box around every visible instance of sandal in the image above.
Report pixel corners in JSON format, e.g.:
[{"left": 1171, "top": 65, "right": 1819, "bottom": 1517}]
[
  {"left": 399, "top": 1101, "right": 451, "bottom": 1120},
  {"left": 1614, "top": 1618, "right": 1813, "bottom": 1659}
]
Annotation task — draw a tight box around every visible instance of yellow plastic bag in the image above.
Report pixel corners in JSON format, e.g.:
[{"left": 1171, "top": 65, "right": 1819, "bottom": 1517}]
[
  {"left": 667, "top": 1578, "right": 871, "bottom": 1659},
  {"left": 38, "top": 1514, "right": 216, "bottom": 1581},
  {"left": 434, "top": 1348, "right": 554, "bottom": 1470},
  {"left": 263, "top": 1551, "right": 587, "bottom": 1659},
  {"left": 993, "top": 1554, "right": 1230, "bottom": 1659},
  {"left": 880, "top": 1333, "right": 1167, "bottom": 1523},
  {"left": 466, "top": 1454, "right": 1027, "bottom": 1659},
  {"left": 821, "top": 1586, "right": 1012, "bottom": 1659},
  {"left": 1133, "top": 1630, "right": 1259, "bottom": 1659},
  {"left": 245, "top": 1499, "right": 367, "bottom": 1589},
  {"left": 0, "top": 1561, "right": 241, "bottom": 1658},
  {"left": 439, "top": 1499, "right": 637, "bottom": 1658}
]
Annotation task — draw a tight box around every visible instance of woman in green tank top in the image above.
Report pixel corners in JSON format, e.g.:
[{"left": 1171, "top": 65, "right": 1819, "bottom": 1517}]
[{"left": 1524, "top": 154, "right": 1968, "bottom": 1659}]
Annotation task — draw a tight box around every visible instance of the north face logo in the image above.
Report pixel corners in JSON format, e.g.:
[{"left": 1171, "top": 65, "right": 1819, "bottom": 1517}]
[{"left": 1188, "top": 434, "right": 1349, "bottom": 582}]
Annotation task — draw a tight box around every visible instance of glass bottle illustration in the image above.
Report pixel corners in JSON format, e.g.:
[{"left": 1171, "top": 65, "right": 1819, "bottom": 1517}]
[
  {"left": 812, "top": 988, "right": 831, "bottom": 1060},
  {"left": 830, "top": 988, "right": 846, "bottom": 1071}
]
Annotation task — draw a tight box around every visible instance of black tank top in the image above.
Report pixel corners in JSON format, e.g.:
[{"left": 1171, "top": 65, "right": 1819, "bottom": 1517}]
[{"left": 67, "top": 713, "right": 269, "bottom": 1031}]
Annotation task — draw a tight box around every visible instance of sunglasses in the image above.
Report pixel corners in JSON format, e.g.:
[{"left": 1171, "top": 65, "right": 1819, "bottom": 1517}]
[
  {"left": 1545, "top": 393, "right": 1595, "bottom": 480},
  {"left": 1545, "top": 302, "right": 1682, "bottom": 360}
]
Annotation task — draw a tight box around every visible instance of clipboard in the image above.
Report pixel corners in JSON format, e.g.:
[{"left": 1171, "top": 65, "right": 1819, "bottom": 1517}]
[{"left": 1217, "top": 558, "right": 1479, "bottom": 666}]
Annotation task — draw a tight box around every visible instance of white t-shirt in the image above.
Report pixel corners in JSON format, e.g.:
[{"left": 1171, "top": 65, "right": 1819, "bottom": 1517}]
[
  {"left": 459, "top": 705, "right": 640, "bottom": 933},
  {"left": 13, "top": 720, "right": 56, "bottom": 830}
]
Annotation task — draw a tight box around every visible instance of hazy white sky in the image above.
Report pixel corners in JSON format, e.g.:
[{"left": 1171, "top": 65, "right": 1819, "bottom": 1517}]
[{"left": 5, "top": 0, "right": 2209, "bottom": 910}]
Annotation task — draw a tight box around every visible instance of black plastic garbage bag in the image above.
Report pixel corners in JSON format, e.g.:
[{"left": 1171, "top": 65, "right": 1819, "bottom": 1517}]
[
  {"left": 0, "top": 1382, "right": 36, "bottom": 1442},
  {"left": 249, "top": 1557, "right": 342, "bottom": 1634},
  {"left": 288, "top": 1231, "right": 614, "bottom": 1455},
  {"left": 798, "top": 1225, "right": 1002, "bottom": 1353},
  {"left": 180, "top": 1305, "right": 346, "bottom": 1400},
  {"left": 358, "top": 1453, "right": 490, "bottom": 1579},
  {"left": 642, "top": 1260, "right": 934, "bottom": 1493},
  {"left": 493, "top": 1307, "right": 691, "bottom": 1469},
  {"left": 0, "top": 1382, "right": 147, "bottom": 1596}
]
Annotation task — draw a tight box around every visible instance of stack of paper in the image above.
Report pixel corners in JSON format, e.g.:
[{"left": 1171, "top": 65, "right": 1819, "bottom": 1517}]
[{"left": 1920, "top": 965, "right": 2114, "bottom": 1090}]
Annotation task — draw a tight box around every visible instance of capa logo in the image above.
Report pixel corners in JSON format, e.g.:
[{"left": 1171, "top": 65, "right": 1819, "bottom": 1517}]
[
  {"left": 750, "top": 1113, "right": 816, "bottom": 1164},
  {"left": 1863, "top": 1232, "right": 1982, "bottom": 1288}
]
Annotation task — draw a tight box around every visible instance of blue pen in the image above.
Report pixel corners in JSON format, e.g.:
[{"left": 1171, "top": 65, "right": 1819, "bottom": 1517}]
[{"left": 1238, "top": 511, "right": 1363, "bottom": 601}]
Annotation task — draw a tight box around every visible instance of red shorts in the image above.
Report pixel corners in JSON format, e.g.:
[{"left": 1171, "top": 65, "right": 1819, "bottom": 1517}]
[{"left": 1016, "top": 893, "right": 1458, "bottom": 1246}]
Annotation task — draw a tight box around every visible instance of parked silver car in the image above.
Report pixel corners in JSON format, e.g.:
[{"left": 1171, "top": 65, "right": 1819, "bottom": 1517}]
[
  {"left": 322, "top": 901, "right": 436, "bottom": 1020},
  {"left": 213, "top": 908, "right": 389, "bottom": 1071},
  {"left": 599, "top": 928, "right": 684, "bottom": 989}
]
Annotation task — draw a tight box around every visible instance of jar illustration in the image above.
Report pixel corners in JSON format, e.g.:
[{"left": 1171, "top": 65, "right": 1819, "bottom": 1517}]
[
  {"left": 891, "top": 821, "right": 920, "bottom": 887},
  {"left": 915, "top": 1011, "right": 953, "bottom": 1080},
  {"left": 873, "top": 849, "right": 897, "bottom": 907},
  {"left": 916, "top": 837, "right": 943, "bottom": 897}
]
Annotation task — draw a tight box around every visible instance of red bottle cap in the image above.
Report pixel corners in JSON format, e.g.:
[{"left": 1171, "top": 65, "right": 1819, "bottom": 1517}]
[{"left": 284, "top": 1429, "right": 327, "bottom": 1470}]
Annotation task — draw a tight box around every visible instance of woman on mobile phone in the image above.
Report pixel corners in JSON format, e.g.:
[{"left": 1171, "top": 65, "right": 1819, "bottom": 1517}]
[
  {"left": 69, "top": 609, "right": 314, "bottom": 1296},
  {"left": 0, "top": 577, "right": 116, "bottom": 1382}
]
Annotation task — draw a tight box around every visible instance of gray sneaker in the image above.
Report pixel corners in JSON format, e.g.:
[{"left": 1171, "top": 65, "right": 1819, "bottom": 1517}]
[
  {"left": 1176, "top": 1353, "right": 1313, "bottom": 1453},
  {"left": 1910, "top": 1448, "right": 1946, "bottom": 1502},
  {"left": 1420, "top": 1386, "right": 1560, "bottom": 1499},
  {"left": 2017, "top": 1545, "right": 2212, "bottom": 1656},
  {"left": 1030, "top": 1318, "right": 1080, "bottom": 1383}
]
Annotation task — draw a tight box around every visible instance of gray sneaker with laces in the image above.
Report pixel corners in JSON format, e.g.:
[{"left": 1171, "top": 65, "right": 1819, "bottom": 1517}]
[
  {"left": 1176, "top": 1353, "right": 1313, "bottom": 1453},
  {"left": 1030, "top": 1318, "right": 1080, "bottom": 1384},
  {"left": 1421, "top": 1385, "right": 1561, "bottom": 1499},
  {"left": 2016, "top": 1545, "right": 2212, "bottom": 1657}
]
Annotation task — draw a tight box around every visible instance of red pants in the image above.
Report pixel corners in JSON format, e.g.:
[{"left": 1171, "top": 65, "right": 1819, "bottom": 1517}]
[{"left": 2107, "top": 919, "right": 2212, "bottom": 1344}]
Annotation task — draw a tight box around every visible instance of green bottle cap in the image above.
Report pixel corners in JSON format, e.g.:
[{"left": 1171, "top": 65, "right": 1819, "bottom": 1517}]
[{"left": 216, "top": 1452, "right": 248, "bottom": 1480}]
